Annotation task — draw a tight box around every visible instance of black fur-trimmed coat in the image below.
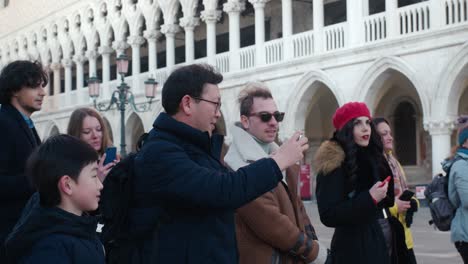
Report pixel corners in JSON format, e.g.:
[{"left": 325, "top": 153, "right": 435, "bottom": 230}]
[{"left": 314, "top": 140, "right": 395, "bottom": 264}]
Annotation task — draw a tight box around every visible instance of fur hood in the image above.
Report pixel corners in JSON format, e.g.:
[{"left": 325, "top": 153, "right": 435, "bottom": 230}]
[{"left": 314, "top": 140, "right": 345, "bottom": 175}]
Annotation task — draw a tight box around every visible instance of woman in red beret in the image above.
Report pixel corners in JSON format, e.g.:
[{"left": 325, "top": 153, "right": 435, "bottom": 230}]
[{"left": 314, "top": 102, "right": 396, "bottom": 264}]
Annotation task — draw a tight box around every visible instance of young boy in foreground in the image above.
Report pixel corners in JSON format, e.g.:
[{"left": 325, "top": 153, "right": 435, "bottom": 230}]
[{"left": 5, "top": 134, "right": 105, "bottom": 263}]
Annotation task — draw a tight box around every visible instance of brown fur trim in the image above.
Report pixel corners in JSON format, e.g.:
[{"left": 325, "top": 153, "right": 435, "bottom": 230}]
[{"left": 313, "top": 140, "right": 345, "bottom": 175}]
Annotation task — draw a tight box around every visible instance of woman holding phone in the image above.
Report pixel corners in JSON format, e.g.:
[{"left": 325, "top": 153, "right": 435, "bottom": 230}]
[
  {"left": 374, "top": 117, "right": 419, "bottom": 264},
  {"left": 67, "top": 107, "right": 117, "bottom": 182},
  {"left": 315, "top": 102, "right": 395, "bottom": 264}
]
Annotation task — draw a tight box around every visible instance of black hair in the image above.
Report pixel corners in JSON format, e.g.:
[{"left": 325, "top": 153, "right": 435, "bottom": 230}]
[
  {"left": 161, "top": 64, "right": 223, "bottom": 115},
  {"left": 27, "top": 134, "right": 98, "bottom": 207},
  {"left": 333, "top": 117, "right": 385, "bottom": 186},
  {"left": 372, "top": 117, "right": 390, "bottom": 127},
  {"left": 0, "top": 60, "right": 48, "bottom": 104}
]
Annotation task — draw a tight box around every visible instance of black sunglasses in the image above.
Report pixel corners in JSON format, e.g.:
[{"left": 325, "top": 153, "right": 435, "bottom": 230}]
[{"left": 249, "top": 111, "right": 285, "bottom": 122}]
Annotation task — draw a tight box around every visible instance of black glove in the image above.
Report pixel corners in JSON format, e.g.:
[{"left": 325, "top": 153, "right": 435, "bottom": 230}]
[{"left": 405, "top": 199, "right": 418, "bottom": 227}]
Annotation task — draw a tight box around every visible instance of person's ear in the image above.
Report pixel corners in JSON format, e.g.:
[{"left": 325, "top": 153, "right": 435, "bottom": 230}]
[
  {"left": 179, "top": 95, "right": 193, "bottom": 115},
  {"left": 240, "top": 115, "right": 250, "bottom": 130},
  {"left": 58, "top": 175, "right": 73, "bottom": 195}
]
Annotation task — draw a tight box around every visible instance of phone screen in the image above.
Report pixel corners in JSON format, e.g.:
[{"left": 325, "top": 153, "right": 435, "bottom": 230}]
[{"left": 103, "top": 147, "right": 117, "bottom": 165}]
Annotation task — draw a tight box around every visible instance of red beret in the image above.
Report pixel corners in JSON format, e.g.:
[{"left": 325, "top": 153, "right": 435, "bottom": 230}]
[{"left": 332, "top": 102, "right": 371, "bottom": 130}]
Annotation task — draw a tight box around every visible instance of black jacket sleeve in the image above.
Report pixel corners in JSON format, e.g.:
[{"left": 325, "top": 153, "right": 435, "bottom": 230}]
[
  {"left": 136, "top": 140, "right": 283, "bottom": 210},
  {"left": 316, "top": 167, "right": 379, "bottom": 227}
]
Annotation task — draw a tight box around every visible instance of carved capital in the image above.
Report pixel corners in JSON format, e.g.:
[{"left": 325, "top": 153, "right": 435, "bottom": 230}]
[
  {"left": 248, "top": 0, "right": 270, "bottom": 9},
  {"left": 98, "top": 45, "right": 114, "bottom": 55},
  {"left": 50, "top": 62, "right": 61, "bottom": 71},
  {"left": 86, "top": 50, "right": 98, "bottom": 60},
  {"left": 61, "top": 59, "right": 73, "bottom": 68},
  {"left": 160, "top": 24, "right": 180, "bottom": 35},
  {"left": 143, "top": 29, "right": 162, "bottom": 41},
  {"left": 223, "top": 0, "right": 246, "bottom": 13},
  {"left": 112, "top": 41, "right": 130, "bottom": 54},
  {"left": 179, "top": 16, "right": 200, "bottom": 29},
  {"left": 127, "top": 35, "right": 146, "bottom": 47},
  {"left": 73, "top": 54, "right": 87, "bottom": 64},
  {"left": 424, "top": 120, "right": 456, "bottom": 136},
  {"left": 201, "top": 10, "right": 222, "bottom": 23}
]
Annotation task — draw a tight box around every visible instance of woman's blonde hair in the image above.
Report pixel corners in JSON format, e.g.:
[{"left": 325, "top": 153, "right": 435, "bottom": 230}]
[{"left": 67, "top": 107, "right": 112, "bottom": 156}]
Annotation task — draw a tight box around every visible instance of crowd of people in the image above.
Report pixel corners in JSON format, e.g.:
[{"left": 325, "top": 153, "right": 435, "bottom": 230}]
[{"left": 0, "top": 60, "right": 467, "bottom": 264}]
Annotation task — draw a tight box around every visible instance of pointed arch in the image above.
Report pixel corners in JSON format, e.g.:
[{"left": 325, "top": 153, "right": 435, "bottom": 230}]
[
  {"left": 42, "top": 120, "right": 61, "bottom": 140},
  {"left": 282, "top": 70, "right": 344, "bottom": 138},
  {"left": 435, "top": 41, "right": 468, "bottom": 118},
  {"left": 355, "top": 56, "right": 429, "bottom": 118}
]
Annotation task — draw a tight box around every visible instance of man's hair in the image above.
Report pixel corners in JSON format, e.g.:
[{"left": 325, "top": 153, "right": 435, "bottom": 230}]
[
  {"left": 27, "top": 134, "right": 98, "bottom": 207},
  {"left": 0, "top": 60, "right": 48, "bottom": 104},
  {"left": 238, "top": 82, "right": 273, "bottom": 116},
  {"left": 162, "top": 64, "right": 223, "bottom": 115},
  {"left": 67, "top": 107, "right": 112, "bottom": 156}
]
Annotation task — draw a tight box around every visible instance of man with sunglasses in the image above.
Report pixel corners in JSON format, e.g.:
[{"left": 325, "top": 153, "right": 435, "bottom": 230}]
[
  {"left": 130, "top": 64, "right": 309, "bottom": 263},
  {"left": 224, "top": 83, "right": 323, "bottom": 264}
]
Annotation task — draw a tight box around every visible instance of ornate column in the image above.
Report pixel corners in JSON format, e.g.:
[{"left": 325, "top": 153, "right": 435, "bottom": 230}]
[
  {"left": 313, "top": 0, "right": 324, "bottom": 52},
  {"left": 282, "top": 0, "right": 293, "bottom": 59},
  {"left": 98, "top": 46, "right": 113, "bottom": 85},
  {"left": 425, "top": 120, "right": 456, "bottom": 175},
  {"left": 386, "top": 0, "right": 398, "bottom": 38},
  {"left": 73, "top": 55, "right": 86, "bottom": 89},
  {"left": 86, "top": 50, "right": 98, "bottom": 78},
  {"left": 50, "top": 62, "right": 61, "bottom": 95},
  {"left": 161, "top": 24, "right": 180, "bottom": 69},
  {"left": 201, "top": 10, "right": 221, "bottom": 66},
  {"left": 224, "top": 0, "right": 245, "bottom": 71},
  {"left": 143, "top": 29, "right": 161, "bottom": 72},
  {"left": 430, "top": 0, "right": 445, "bottom": 29},
  {"left": 347, "top": 0, "right": 365, "bottom": 46},
  {"left": 43, "top": 65, "right": 52, "bottom": 96},
  {"left": 179, "top": 17, "right": 200, "bottom": 63},
  {"left": 249, "top": 0, "right": 270, "bottom": 65},
  {"left": 61, "top": 59, "right": 73, "bottom": 94},
  {"left": 127, "top": 35, "right": 145, "bottom": 77}
]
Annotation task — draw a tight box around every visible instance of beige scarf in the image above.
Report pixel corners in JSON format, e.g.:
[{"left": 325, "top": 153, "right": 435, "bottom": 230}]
[{"left": 385, "top": 150, "right": 408, "bottom": 196}]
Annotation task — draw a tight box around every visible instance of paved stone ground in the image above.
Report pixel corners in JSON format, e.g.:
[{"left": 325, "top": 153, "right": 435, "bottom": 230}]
[{"left": 303, "top": 201, "right": 463, "bottom": 264}]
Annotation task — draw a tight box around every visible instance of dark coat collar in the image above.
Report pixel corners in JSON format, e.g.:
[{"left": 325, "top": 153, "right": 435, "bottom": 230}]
[
  {"left": 152, "top": 112, "right": 224, "bottom": 156},
  {"left": 0, "top": 104, "right": 40, "bottom": 147}
]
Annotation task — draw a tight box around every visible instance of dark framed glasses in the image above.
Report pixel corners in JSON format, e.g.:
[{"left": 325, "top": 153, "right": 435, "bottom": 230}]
[
  {"left": 249, "top": 111, "right": 285, "bottom": 122},
  {"left": 192, "top": 97, "right": 222, "bottom": 112}
]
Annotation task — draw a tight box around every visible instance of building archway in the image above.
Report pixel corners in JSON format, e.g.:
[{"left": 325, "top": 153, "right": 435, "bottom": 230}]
[
  {"left": 283, "top": 70, "right": 344, "bottom": 141},
  {"left": 125, "top": 112, "right": 145, "bottom": 153},
  {"left": 371, "top": 69, "right": 428, "bottom": 184}
]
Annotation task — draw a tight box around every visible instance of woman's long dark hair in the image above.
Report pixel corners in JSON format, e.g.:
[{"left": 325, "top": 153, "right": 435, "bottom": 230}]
[{"left": 333, "top": 117, "right": 386, "bottom": 186}]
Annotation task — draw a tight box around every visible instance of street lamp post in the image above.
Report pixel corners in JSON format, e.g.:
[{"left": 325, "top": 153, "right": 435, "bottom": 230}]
[{"left": 88, "top": 54, "right": 158, "bottom": 157}]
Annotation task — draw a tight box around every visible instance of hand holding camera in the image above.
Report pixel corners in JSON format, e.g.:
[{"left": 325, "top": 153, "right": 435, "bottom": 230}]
[{"left": 271, "top": 131, "right": 309, "bottom": 171}]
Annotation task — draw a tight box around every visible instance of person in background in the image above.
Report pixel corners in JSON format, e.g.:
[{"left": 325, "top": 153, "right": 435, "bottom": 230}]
[
  {"left": 314, "top": 102, "right": 395, "bottom": 264},
  {"left": 0, "top": 60, "right": 47, "bottom": 260},
  {"left": 130, "top": 64, "right": 309, "bottom": 263},
  {"left": 374, "top": 117, "right": 419, "bottom": 264},
  {"left": 444, "top": 117, "right": 468, "bottom": 263},
  {"left": 67, "top": 107, "right": 117, "bottom": 182},
  {"left": 4, "top": 134, "right": 105, "bottom": 263},
  {"left": 224, "top": 83, "right": 324, "bottom": 264}
]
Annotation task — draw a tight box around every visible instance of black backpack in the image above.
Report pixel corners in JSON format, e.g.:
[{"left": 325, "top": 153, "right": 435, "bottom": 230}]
[
  {"left": 100, "top": 152, "right": 137, "bottom": 246},
  {"left": 425, "top": 156, "right": 464, "bottom": 231}
]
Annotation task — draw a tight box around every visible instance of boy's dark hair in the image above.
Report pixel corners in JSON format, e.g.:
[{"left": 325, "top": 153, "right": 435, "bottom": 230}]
[
  {"left": 0, "top": 60, "right": 48, "bottom": 104},
  {"left": 238, "top": 82, "right": 273, "bottom": 116},
  {"left": 27, "top": 134, "right": 98, "bottom": 207},
  {"left": 162, "top": 64, "right": 223, "bottom": 115}
]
